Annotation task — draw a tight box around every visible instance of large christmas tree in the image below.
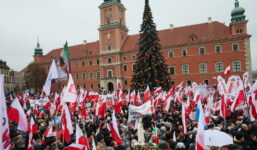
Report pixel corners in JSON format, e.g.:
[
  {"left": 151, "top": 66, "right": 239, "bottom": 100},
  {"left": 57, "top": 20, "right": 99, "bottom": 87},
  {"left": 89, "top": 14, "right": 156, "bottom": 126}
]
[{"left": 131, "top": 0, "right": 171, "bottom": 91}]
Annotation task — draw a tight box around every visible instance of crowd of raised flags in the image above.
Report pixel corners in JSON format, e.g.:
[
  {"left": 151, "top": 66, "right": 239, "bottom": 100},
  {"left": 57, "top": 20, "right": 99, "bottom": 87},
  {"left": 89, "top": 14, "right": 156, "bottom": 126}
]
[
  {"left": 0, "top": 65, "right": 257, "bottom": 149},
  {"left": 1, "top": 42, "right": 257, "bottom": 150}
]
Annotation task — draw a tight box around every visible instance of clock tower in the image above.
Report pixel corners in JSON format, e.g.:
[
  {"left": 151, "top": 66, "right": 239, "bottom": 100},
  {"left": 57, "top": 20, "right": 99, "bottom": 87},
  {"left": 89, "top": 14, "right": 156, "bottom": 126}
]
[{"left": 98, "top": 0, "right": 128, "bottom": 91}]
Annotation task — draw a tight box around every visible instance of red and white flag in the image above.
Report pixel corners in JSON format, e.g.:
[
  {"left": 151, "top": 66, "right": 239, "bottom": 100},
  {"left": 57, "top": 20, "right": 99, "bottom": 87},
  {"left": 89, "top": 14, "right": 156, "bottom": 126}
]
[
  {"left": 222, "top": 66, "right": 231, "bottom": 77},
  {"left": 111, "top": 111, "right": 123, "bottom": 146},
  {"left": 196, "top": 100, "right": 205, "bottom": 150},
  {"left": 62, "top": 103, "right": 73, "bottom": 143},
  {"left": 143, "top": 85, "right": 151, "bottom": 103},
  {"left": 66, "top": 144, "right": 85, "bottom": 150},
  {"left": 30, "top": 116, "right": 38, "bottom": 134},
  {"left": 62, "top": 74, "right": 77, "bottom": 103},
  {"left": 43, "top": 126, "right": 56, "bottom": 137},
  {"left": 7, "top": 98, "right": 28, "bottom": 131},
  {"left": 76, "top": 124, "right": 89, "bottom": 149},
  {"left": 0, "top": 75, "right": 11, "bottom": 150}
]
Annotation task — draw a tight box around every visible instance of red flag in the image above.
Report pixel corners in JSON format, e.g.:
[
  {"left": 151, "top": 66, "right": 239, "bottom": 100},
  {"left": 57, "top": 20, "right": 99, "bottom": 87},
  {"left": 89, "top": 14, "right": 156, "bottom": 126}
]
[
  {"left": 61, "top": 104, "right": 73, "bottom": 143},
  {"left": 76, "top": 124, "right": 90, "bottom": 149},
  {"left": 7, "top": 98, "right": 28, "bottom": 131},
  {"left": 222, "top": 66, "right": 231, "bottom": 77},
  {"left": 66, "top": 144, "right": 85, "bottom": 150},
  {"left": 111, "top": 112, "right": 123, "bottom": 146},
  {"left": 30, "top": 116, "right": 38, "bottom": 134}
]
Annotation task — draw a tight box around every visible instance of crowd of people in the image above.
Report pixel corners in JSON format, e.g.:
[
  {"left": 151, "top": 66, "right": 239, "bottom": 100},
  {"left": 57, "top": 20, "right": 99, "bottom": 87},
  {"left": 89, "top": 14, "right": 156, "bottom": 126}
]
[{"left": 3, "top": 78, "right": 257, "bottom": 150}]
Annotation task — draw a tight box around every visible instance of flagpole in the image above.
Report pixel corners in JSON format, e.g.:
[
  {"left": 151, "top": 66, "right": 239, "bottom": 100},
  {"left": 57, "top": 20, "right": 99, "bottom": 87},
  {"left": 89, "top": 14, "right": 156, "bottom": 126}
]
[{"left": 242, "top": 77, "right": 251, "bottom": 119}]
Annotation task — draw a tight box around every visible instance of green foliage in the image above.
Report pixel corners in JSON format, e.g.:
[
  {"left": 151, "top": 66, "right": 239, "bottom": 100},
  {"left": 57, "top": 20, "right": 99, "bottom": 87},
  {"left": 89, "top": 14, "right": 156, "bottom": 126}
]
[
  {"left": 132, "top": 144, "right": 159, "bottom": 150},
  {"left": 131, "top": 0, "right": 171, "bottom": 91}
]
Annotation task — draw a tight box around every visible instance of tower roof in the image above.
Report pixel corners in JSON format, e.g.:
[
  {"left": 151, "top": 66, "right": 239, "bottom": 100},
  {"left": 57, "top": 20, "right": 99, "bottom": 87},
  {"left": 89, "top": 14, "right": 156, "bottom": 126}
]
[
  {"left": 231, "top": 0, "right": 246, "bottom": 23},
  {"left": 34, "top": 41, "right": 43, "bottom": 56}
]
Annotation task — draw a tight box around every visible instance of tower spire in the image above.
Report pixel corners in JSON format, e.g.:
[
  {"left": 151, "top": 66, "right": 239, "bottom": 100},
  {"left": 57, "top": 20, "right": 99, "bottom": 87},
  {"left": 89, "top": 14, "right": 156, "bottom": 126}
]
[
  {"left": 235, "top": 0, "right": 239, "bottom": 7},
  {"left": 34, "top": 36, "right": 43, "bottom": 56}
]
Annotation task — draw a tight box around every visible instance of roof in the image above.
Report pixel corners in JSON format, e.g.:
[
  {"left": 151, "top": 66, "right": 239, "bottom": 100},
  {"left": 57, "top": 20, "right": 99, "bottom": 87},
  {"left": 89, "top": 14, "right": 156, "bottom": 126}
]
[
  {"left": 38, "top": 41, "right": 100, "bottom": 64},
  {"left": 21, "top": 21, "right": 250, "bottom": 71},
  {"left": 121, "top": 21, "right": 250, "bottom": 52}
]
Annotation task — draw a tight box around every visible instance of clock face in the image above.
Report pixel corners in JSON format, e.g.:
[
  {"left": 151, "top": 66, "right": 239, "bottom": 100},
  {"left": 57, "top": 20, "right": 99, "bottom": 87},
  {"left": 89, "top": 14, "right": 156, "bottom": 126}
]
[{"left": 105, "top": 9, "right": 112, "bottom": 18}]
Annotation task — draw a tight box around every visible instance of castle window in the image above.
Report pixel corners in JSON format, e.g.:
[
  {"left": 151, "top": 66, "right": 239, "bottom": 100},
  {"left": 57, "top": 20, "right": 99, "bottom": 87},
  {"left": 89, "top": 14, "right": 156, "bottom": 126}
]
[
  {"left": 89, "top": 72, "right": 93, "bottom": 79},
  {"left": 82, "top": 72, "right": 86, "bottom": 80},
  {"left": 169, "top": 50, "right": 174, "bottom": 57},
  {"left": 89, "top": 60, "right": 93, "bottom": 66},
  {"left": 108, "top": 70, "right": 113, "bottom": 78},
  {"left": 215, "top": 45, "right": 222, "bottom": 53},
  {"left": 75, "top": 73, "right": 79, "bottom": 80},
  {"left": 182, "top": 49, "right": 187, "bottom": 56},
  {"left": 97, "top": 71, "right": 101, "bottom": 79},
  {"left": 108, "top": 58, "right": 112, "bottom": 63},
  {"left": 204, "top": 80, "right": 209, "bottom": 85},
  {"left": 215, "top": 62, "right": 223, "bottom": 73},
  {"left": 169, "top": 66, "right": 175, "bottom": 75},
  {"left": 97, "top": 59, "right": 100, "bottom": 65},
  {"left": 107, "top": 45, "right": 112, "bottom": 51},
  {"left": 91, "top": 84, "right": 94, "bottom": 89},
  {"left": 122, "top": 56, "right": 127, "bottom": 60},
  {"left": 83, "top": 84, "right": 86, "bottom": 89},
  {"left": 132, "top": 64, "right": 136, "bottom": 72},
  {"left": 132, "top": 55, "right": 136, "bottom": 59},
  {"left": 123, "top": 65, "right": 128, "bottom": 71},
  {"left": 232, "top": 43, "right": 239, "bottom": 52},
  {"left": 187, "top": 80, "right": 192, "bottom": 86},
  {"left": 182, "top": 64, "right": 189, "bottom": 75},
  {"left": 82, "top": 61, "right": 85, "bottom": 66},
  {"left": 124, "top": 80, "right": 128, "bottom": 85},
  {"left": 199, "top": 47, "right": 205, "bottom": 55},
  {"left": 233, "top": 61, "right": 241, "bottom": 72},
  {"left": 200, "top": 63, "right": 207, "bottom": 74}
]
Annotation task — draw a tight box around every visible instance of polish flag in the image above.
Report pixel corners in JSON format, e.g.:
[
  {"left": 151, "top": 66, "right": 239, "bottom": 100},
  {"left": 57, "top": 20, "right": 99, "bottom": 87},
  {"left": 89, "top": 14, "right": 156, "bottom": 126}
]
[
  {"left": 163, "top": 98, "right": 171, "bottom": 113},
  {"left": 196, "top": 100, "right": 205, "bottom": 150},
  {"left": 154, "top": 87, "right": 162, "bottom": 94},
  {"left": 111, "top": 111, "right": 123, "bottom": 146},
  {"left": 62, "top": 74, "right": 77, "bottom": 103},
  {"left": 43, "top": 126, "right": 56, "bottom": 137},
  {"left": 248, "top": 92, "right": 257, "bottom": 118},
  {"left": 7, "top": 98, "right": 28, "bottom": 131},
  {"left": 76, "top": 124, "right": 89, "bottom": 149},
  {"left": 222, "top": 66, "right": 231, "bottom": 77},
  {"left": 143, "top": 85, "right": 151, "bottom": 103},
  {"left": 231, "top": 77, "right": 246, "bottom": 111},
  {"left": 62, "top": 103, "right": 73, "bottom": 143},
  {"left": 30, "top": 116, "right": 38, "bottom": 134},
  {"left": 66, "top": 144, "right": 85, "bottom": 150}
]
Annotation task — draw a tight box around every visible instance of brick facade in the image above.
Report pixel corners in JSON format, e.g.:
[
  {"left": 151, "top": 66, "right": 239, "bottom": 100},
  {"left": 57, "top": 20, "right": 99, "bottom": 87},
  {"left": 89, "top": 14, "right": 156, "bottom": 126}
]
[{"left": 28, "top": 1, "right": 252, "bottom": 92}]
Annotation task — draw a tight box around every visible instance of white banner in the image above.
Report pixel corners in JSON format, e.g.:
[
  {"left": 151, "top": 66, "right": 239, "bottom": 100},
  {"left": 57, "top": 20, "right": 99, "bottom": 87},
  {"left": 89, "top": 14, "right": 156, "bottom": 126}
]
[
  {"left": 29, "top": 97, "right": 49, "bottom": 107},
  {"left": 0, "top": 75, "right": 11, "bottom": 149},
  {"left": 128, "top": 101, "right": 152, "bottom": 122}
]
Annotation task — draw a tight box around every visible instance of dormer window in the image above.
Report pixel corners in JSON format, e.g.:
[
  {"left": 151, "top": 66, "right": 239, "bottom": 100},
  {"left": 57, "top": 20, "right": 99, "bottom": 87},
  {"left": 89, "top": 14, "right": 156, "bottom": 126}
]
[
  {"left": 189, "top": 34, "right": 197, "bottom": 42},
  {"left": 107, "top": 44, "right": 112, "bottom": 51}
]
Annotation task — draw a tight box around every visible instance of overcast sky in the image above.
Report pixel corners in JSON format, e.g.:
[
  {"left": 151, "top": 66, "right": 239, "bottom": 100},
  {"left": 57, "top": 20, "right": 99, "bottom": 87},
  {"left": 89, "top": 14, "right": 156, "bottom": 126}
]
[{"left": 0, "top": 0, "right": 256, "bottom": 71}]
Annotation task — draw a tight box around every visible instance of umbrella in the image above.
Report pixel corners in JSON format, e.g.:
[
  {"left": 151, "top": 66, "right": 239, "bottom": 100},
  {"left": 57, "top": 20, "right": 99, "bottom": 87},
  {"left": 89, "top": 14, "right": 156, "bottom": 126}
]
[{"left": 204, "top": 129, "right": 233, "bottom": 147}]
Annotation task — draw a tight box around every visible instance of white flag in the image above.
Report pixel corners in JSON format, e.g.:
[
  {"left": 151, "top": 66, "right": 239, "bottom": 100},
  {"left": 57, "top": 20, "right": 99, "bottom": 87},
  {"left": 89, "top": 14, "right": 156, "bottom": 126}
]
[
  {"left": 43, "top": 59, "right": 59, "bottom": 96},
  {"left": 62, "top": 74, "right": 77, "bottom": 103},
  {"left": 0, "top": 75, "right": 11, "bottom": 149}
]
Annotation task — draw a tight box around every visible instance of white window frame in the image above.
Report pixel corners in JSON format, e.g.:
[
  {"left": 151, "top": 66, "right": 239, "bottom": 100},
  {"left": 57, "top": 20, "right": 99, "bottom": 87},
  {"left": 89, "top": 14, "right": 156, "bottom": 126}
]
[
  {"left": 199, "top": 63, "right": 207, "bottom": 74},
  {"left": 107, "top": 70, "right": 113, "bottom": 78},
  {"left": 89, "top": 72, "right": 93, "bottom": 79},
  {"left": 169, "top": 65, "right": 175, "bottom": 75},
  {"left": 215, "top": 45, "right": 222, "bottom": 53},
  {"left": 182, "top": 49, "right": 187, "bottom": 57},
  {"left": 199, "top": 47, "right": 205, "bottom": 55},
  {"left": 169, "top": 49, "right": 174, "bottom": 57},
  {"left": 182, "top": 64, "right": 189, "bottom": 75},
  {"left": 82, "top": 72, "right": 86, "bottom": 80},
  {"left": 215, "top": 62, "right": 223, "bottom": 73},
  {"left": 233, "top": 61, "right": 241, "bottom": 72},
  {"left": 97, "top": 71, "right": 101, "bottom": 79},
  {"left": 123, "top": 64, "right": 128, "bottom": 71},
  {"left": 232, "top": 43, "right": 239, "bottom": 52}
]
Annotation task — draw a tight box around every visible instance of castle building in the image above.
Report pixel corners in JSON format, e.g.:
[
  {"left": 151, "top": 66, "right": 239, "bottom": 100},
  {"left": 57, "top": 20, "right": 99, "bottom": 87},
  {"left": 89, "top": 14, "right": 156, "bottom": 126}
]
[
  {"left": 25, "top": 0, "right": 252, "bottom": 92},
  {"left": 0, "top": 60, "right": 14, "bottom": 93}
]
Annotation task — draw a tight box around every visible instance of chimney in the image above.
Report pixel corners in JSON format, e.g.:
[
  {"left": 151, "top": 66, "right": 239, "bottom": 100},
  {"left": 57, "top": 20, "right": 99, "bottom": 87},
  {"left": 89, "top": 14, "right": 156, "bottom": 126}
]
[
  {"left": 170, "top": 24, "right": 174, "bottom": 30},
  {"left": 83, "top": 40, "right": 87, "bottom": 44},
  {"left": 208, "top": 17, "right": 212, "bottom": 23}
]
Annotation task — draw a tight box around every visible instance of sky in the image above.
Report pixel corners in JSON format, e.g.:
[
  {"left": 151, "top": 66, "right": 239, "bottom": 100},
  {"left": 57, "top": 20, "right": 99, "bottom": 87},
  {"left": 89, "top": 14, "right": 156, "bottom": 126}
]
[{"left": 0, "top": 0, "right": 256, "bottom": 71}]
